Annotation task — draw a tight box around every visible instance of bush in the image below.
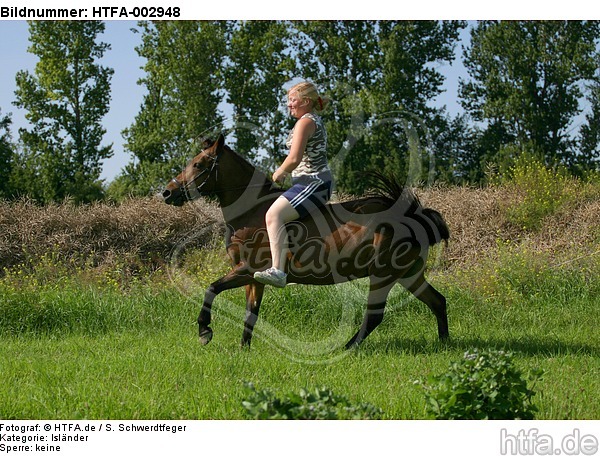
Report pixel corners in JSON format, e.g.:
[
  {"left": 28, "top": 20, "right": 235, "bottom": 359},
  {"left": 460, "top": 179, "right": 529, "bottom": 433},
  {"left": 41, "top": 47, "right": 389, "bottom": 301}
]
[
  {"left": 504, "top": 155, "right": 576, "bottom": 231},
  {"left": 242, "top": 383, "right": 382, "bottom": 420},
  {"left": 419, "top": 349, "right": 542, "bottom": 420}
]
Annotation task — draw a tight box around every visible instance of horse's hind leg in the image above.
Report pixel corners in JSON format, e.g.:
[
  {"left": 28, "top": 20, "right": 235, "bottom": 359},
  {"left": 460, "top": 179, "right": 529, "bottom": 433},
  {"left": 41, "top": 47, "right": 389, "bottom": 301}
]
[
  {"left": 345, "top": 277, "right": 395, "bottom": 349},
  {"left": 399, "top": 273, "right": 449, "bottom": 340},
  {"left": 241, "top": 282, "right": 265, "bottom": 348}
]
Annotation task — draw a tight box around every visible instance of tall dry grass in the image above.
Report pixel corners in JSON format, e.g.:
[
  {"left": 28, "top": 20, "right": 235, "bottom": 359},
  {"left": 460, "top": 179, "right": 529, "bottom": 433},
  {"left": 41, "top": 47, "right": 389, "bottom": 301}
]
[
  {"left": 0, "top": 196, "right": 223, "bottom": 274},
  {"left": 1, "top": 182, "right": 598, "bottom": 276},
  {"left": 422, "top": 184, "right": 600, "bottom": 265}
]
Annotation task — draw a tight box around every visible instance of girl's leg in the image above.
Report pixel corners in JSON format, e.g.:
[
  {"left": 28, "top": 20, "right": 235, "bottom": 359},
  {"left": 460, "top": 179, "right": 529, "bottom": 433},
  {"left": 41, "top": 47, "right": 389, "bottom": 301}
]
[{"left": 264, "top": 196, "right": 300, "bottom": 271}]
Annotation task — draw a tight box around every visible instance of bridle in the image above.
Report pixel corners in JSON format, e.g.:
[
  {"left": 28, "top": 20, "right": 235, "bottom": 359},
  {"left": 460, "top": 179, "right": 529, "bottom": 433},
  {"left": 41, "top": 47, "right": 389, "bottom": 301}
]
[
  {"left": 170, "top": 151, "right": 220, "bottom": 197},
  {"left": 168, "top": 147, "right": 281, "bottom": 200}
]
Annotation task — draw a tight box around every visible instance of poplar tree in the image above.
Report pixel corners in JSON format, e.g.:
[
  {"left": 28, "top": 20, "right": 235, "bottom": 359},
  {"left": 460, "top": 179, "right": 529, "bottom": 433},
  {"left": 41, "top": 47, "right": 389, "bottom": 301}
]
[
  {"left": 460, "top": 20, "right": 600, "bottom": 169},
  {"left": 115, "top": 21, "right": 226, "bottom": 197},
  {"left": 578, "top": 79, "right": 600, "bottom": 174},
  {"left": 0, "top": 110, "right": 14, "bottom": 198},
  {"left": 224, "top": 21, "right": 296, "bottom": 166},
  {"left": 14, "top": 21, "right": 113, "bottom": 203},
  {"left": 296, "top": 20, "right": 464, "bottom": 193}
]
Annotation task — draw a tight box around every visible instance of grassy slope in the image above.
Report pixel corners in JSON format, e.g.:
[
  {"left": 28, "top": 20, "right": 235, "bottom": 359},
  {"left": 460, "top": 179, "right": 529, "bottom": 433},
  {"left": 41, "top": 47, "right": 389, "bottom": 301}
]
[
  {"left": 0, "top": 180, "right": 599, "bottom": 420},
  {"left": 1, "top": 278, "right": 597, "bottom": 419}
]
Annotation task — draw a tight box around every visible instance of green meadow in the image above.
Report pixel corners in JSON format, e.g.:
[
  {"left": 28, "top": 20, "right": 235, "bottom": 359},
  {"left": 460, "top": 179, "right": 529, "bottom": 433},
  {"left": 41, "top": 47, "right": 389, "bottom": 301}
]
[
  {"left": 0, "top": 242, "right": 598, "bottom": 419},
  {"left": 1, "top": 170, "right": 599, "bottom": 419}
]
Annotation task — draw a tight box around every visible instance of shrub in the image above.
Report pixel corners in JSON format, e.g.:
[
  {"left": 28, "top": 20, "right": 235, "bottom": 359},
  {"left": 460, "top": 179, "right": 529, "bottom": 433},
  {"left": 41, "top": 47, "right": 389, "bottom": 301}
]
[
  {"left": 242, "top": 383, "right": 382, "bottom": 420},
  {"left": 419, "top": 349, "right": 542, "bottom": 420},
  {"left": 504, "top": 155, "right": 576, "bottom": 231}
]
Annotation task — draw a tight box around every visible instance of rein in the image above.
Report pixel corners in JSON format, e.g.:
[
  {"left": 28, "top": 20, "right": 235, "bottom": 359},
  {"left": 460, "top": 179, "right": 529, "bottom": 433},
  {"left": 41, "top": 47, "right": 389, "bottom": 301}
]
[{"left": 170, "top": 151, "right": 279, "bottom": 197}]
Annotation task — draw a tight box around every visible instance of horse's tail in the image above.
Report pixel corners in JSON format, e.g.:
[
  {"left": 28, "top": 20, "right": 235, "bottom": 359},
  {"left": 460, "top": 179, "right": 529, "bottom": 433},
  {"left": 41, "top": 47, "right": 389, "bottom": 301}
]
[
  {"left": 422, "top": 208, "right": 450, "bottom": 247},
  {"left": 365, "top": 170, "right": 406, "bottom": 203},
  {"left": 366, "top": 170, "right": 450, "bottom": 247}
]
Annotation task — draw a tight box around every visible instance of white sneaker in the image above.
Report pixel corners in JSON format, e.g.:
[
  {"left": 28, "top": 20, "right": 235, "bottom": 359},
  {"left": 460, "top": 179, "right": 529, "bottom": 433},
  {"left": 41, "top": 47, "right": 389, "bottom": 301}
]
[{"left": 254, "top": 267, "right": 287, "bottom": 288}]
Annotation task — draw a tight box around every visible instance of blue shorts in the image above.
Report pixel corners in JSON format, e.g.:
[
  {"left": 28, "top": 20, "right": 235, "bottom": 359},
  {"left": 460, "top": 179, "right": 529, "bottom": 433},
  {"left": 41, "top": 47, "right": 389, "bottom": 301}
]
[{"left": 281, "top": 171, "right": 333, "bottom": 218}]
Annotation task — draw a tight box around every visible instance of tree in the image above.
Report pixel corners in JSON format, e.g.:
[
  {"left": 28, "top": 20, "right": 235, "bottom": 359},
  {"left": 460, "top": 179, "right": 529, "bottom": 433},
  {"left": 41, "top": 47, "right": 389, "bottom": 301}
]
[
  {"left": 430, "top": 112, "right": 482, "bottom": 184},
  {"left": 117, "top": 21, "right": 227, "bottom": 197},
  {"left": 294, "top": 20, "right": 381, "bottom": 194},
  {"left": 0, "top": 110, "right": 15, "bottom": 198},
  {"left": 223, "top": 21, "right": 296, "bottom": 166},
  {"left": 14, "top": 21, "right": 113, "bottom": 203},
  {"left": 460, "top": 20, "right": 600, "bottom": 169},
  {"left": 375, "top": 21, "right": 465, "bottom": 187},
  {"left": 578, "top": 77, "right": 600, "bottom": 174},
  {"left": 115, "top": 20, "right": 465, "bottom": 197},
  {"left": 295, "top": 21, "right": 465, "bottom": 194}
]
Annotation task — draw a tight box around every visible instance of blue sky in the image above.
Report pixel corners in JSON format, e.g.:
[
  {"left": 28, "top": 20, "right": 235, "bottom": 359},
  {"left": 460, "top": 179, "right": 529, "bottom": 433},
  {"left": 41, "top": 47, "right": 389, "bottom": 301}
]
[
  {"left": 1, "top": 20, "right": 473, "bottom": 183},
  {"left": 1, "top": 0, "right": 598, "bottom": 182}
]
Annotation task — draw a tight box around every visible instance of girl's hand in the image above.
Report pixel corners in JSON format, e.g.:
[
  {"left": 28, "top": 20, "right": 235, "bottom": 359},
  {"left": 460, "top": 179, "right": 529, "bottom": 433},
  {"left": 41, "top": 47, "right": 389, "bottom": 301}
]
[{"left": 272, "top": 168, "right": 289, "bottom": 184}]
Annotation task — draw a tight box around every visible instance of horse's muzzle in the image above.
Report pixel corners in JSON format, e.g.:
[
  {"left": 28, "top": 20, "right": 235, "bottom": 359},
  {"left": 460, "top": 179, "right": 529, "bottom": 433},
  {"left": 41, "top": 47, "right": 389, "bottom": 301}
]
[{"left": 162, "top": 188, "right": 184, "bottom": 206}]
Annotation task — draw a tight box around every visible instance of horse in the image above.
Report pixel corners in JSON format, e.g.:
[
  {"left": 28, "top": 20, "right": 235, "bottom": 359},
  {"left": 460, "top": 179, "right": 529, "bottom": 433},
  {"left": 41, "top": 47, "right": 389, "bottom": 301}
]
[{"left": 162, "top": 134, "right": 450, "bottom": 349}]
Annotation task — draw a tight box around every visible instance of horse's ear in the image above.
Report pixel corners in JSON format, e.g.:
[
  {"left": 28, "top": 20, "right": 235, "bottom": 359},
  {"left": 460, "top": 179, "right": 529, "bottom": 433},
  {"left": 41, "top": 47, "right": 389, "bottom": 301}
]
[
  {"left": 202, "top": 138, "right": 214, "bottom": 149},
  {"left": 216, "top": 134, "right": 225, "bottom": 149}
]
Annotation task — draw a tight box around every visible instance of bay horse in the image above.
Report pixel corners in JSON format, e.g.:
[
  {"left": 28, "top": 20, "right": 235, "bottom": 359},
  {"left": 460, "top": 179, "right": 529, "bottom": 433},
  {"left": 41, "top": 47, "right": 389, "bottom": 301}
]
[{"left": 163, "top": 134, "right": 450, "bottom": 349}]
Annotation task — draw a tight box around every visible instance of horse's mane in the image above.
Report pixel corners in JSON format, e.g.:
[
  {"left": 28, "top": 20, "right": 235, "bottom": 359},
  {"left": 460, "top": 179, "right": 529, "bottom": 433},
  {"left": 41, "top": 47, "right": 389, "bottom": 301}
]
[
  {"left": 208, "top": 138, "right": 419, "bottom": 205},
  {"left": 222, "top": 144, "right": 280, "bottom": 195},
  {"left": 223, "top": 144, "right": 261, "bottom": 174}
]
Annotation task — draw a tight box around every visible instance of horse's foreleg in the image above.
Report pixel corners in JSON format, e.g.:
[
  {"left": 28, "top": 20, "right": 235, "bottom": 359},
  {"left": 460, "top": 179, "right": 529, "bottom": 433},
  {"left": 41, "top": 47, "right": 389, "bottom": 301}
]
[
  {"left": 198, "top": 270, "right": 252, "bottom": 345},
  {"left": 198, "top": 286, "right": 216, "bottom": 345},
  {"left": 399, "top": 273, "right": 449, "bottom": 340},
  {"left": 241, "top": 282, "right": 265, "bottom": 348},
  {"left": 345, "top": 277, "right": 395, "bottom": 349}
]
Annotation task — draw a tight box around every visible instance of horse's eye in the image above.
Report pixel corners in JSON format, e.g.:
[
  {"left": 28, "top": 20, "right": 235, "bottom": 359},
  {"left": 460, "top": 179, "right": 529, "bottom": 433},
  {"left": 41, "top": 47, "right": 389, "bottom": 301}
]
[{"left": 194, "top": 162, "right": 202, "bottom": 169}]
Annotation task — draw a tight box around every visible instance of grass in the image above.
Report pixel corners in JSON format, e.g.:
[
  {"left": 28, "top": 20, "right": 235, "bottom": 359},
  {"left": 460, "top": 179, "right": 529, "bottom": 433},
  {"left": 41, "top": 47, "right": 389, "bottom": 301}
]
[
  {"left": 1, "top": 169, "right": 599, "bottom": 419},
  {"left": 0, "top": 247, "right": 598, "bottom": 419}
]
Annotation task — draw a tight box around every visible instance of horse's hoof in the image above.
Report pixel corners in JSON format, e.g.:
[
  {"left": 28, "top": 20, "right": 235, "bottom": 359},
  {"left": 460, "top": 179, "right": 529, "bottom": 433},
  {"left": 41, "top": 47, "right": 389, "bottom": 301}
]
[
  {"left": 240, "top": 339, "right": 252, "bottom": 349},
  {"left": 199, "top": 328, "right": 213, "bottom": 345}
]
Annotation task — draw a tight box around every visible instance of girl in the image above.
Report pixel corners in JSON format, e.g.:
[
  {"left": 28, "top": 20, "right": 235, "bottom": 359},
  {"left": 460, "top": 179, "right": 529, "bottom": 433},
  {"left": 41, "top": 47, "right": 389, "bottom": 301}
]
[{"left": 254, "top": 81, "right": 333, "bottom": 288}]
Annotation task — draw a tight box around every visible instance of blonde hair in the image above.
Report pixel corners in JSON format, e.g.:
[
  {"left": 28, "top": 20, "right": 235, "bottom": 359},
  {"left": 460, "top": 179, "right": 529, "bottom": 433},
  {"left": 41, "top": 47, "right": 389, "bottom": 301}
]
[{"left": 288, "top": 81, "right": 331, "bottom": 114}]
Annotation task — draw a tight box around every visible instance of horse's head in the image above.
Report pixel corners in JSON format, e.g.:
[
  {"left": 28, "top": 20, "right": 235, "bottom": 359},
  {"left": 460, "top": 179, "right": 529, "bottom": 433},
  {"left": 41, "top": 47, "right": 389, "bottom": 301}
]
[{"left": 162, "top": 134, "right": 225, "bottom": 206}]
